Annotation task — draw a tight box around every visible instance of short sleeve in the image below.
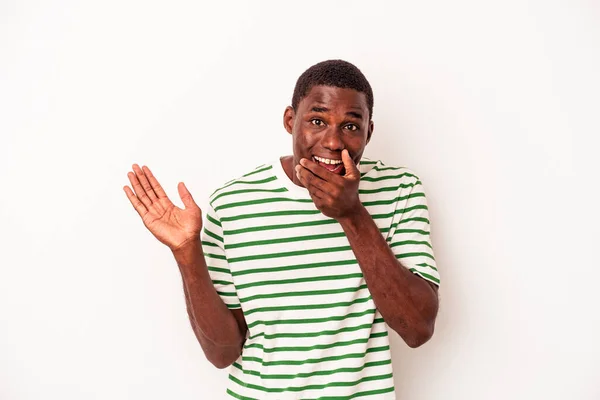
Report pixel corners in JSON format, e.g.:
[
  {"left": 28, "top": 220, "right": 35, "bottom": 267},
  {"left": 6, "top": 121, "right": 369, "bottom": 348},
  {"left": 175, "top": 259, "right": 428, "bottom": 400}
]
[
  {"left": 388, "top": 177, "right": 440, "bottom": 286},
  {"left": 201, "top": 204, "right": 241, "bottom": 309}
]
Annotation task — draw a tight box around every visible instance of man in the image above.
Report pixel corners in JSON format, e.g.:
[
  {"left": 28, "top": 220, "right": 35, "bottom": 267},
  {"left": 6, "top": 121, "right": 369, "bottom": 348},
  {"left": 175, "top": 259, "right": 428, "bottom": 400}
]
[{"left": 124, "top": 60, "right": 440, "bottom": 399}]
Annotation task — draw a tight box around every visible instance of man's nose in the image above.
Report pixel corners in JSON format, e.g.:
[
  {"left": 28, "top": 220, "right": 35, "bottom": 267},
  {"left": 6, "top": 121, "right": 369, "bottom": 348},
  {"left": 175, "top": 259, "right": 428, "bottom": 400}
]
[{"left": 321, "top": 127, "right": 344, "bottom": 151}]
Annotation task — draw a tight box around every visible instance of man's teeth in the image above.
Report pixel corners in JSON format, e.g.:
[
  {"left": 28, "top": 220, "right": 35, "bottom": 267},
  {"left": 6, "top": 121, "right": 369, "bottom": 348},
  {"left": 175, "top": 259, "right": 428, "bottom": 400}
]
[{"left": 314, "top": 156, "right": 342, "bottom": 165}]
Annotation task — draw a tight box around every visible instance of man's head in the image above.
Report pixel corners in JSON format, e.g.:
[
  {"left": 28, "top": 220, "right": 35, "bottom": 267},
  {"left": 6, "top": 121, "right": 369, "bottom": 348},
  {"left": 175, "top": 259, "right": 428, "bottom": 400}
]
[
  {"left": 283, "top": 60, "right": 374, "bottom": 182},
  {"left": 291, "top": 60, "right": 374, "bottom": 121}
]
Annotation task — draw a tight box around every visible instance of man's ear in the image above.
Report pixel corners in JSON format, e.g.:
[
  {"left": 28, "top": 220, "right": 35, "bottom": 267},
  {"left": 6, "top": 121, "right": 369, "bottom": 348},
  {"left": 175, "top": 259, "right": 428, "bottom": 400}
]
[
  {"left": 366, "top": 120, "right": 374, "bottom": 144},
  {"left": 283, "top": 106, "right": 295, "bottom": 134}
]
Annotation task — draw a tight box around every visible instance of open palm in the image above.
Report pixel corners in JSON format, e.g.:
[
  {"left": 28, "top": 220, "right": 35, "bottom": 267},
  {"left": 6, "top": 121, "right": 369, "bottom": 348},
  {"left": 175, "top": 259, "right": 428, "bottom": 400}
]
[{"left": 123, "top": 164, "right": 202, "bottom": 251}]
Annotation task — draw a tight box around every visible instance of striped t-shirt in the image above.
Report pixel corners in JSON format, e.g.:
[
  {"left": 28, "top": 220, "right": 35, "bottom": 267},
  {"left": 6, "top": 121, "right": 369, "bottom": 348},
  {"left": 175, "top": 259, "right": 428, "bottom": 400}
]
[{"left": 201, "top": 157, "right": 440, "bottom": 399}]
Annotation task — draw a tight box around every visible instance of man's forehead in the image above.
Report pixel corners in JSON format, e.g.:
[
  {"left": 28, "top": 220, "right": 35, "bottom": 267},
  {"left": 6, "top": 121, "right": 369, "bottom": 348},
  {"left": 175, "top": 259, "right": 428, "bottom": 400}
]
[{"left": 301, "top": 86, "right": 368, "bottom": 112}]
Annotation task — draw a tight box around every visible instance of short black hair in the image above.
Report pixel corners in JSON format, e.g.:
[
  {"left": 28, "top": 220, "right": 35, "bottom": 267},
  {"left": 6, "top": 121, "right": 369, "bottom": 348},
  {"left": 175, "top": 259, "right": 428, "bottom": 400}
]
[{"left": 291, "top": 60, "right": 374, "bottom": 120}]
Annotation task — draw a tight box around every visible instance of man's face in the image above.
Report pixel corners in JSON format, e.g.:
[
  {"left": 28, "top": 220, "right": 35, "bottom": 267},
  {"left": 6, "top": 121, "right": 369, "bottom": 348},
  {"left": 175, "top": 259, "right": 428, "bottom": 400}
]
[{"left": 283, "top": 85, "right": 373, "bottom": 184}]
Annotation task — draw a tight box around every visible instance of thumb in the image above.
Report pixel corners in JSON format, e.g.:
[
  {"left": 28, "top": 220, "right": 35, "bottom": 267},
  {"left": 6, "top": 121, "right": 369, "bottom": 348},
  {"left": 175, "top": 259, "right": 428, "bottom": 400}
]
[
  {"left": 177, "top": 182, "right": 197, "bottom": 209},
  {"left": 342, "top": 149, "right": 360, "bottom": 179}
]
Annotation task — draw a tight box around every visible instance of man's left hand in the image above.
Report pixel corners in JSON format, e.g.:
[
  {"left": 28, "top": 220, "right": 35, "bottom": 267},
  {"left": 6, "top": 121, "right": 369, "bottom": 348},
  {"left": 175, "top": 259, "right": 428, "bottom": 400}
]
[{"left": 295, "top": 149, "right": 363, "bottom": 220}]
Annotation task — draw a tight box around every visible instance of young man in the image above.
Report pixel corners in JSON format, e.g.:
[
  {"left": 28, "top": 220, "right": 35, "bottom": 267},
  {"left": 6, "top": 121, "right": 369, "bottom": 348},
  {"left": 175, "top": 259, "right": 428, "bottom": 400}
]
[{"left": 124, "top": 60, "right": 440, "bottom": 399}]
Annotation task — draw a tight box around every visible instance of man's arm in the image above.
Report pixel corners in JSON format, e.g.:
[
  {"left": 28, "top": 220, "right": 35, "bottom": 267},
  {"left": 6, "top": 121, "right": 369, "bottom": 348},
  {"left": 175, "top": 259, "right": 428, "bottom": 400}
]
[
  {"left": 123, "top": 164, "right": 246, "bottom": 368},
  {"left": 181, "top": 283, "right": 247, "bottom": 354},
  {"left": 337, "top": 205, "right": 438, "bottom": 348},
  {"left": 295, "top": 151, "right": 438, "bottom": 348},
  {"left": 174, "top": 239, "right": 247, "bottom": 368}
]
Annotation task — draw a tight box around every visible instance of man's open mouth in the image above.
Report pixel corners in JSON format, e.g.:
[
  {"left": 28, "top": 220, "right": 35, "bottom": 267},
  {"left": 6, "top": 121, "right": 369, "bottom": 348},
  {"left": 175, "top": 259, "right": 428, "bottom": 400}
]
[{"left": 313, "top": 156, "right": 344, "bottom": 175}]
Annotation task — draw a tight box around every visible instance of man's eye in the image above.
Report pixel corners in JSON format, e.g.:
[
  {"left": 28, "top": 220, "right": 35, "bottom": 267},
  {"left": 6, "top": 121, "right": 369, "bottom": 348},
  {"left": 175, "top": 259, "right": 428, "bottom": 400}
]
[
  {"left": 311, "top": 119, "right": 324, "bottom": 126},
  {"left": 345, "top": 124, "right": 358, "bottom": 131}
]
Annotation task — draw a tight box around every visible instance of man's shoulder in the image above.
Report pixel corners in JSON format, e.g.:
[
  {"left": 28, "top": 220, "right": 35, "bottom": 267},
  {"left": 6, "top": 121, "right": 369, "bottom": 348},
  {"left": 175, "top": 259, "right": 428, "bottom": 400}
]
[
  {"left": 207, "top": 161, "right": 278, "bottom": 207},
  {"left": 359, "top": 158, "right": 421, "bottom": 187}
]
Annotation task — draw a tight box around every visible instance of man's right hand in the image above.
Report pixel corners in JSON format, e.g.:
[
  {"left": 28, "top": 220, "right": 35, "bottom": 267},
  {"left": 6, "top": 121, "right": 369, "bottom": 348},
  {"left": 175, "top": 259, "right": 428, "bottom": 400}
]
[{"left": 123, "top": 164, "right": 202, "bottom": 251}]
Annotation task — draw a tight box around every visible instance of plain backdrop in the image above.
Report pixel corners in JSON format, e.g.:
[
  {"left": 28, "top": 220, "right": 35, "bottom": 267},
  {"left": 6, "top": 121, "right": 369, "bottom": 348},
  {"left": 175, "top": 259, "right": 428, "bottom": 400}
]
[{"left": 1, "top": 1, "right": 598, "bottom": 399}]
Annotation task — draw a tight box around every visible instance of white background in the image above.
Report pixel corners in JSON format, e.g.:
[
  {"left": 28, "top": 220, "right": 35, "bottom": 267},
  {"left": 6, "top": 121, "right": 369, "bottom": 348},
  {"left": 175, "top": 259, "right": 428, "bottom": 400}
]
[{"left": 1, "top": 1, "right": 598, "bottom": 399}]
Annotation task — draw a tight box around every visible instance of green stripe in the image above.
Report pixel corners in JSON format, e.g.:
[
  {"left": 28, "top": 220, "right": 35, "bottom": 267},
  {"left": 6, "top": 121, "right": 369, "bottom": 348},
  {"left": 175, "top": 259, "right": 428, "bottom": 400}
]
[
  {"left": 362, "top": 191, "right": 424, "bottom": 207},
  {"left": 207, "top": 266, "right": 230, "bottom": 274},
  {"left": 372, "top": 165, "right": 401, "bottom": 171},
  {"left": 241, "top": 165, "right": 272, "bottom": 177},
  {"left": 225, "top": 231, "right": 347, "bottom": 250},
  {"left": 396, "top": 251, "right": 435, "bottom": 261},
  {"left": 389, "top": 240, "right": 432, "bottom": 249},
  {"left": 358, "top": 180, "right": 418, "bottom": 194},
  {"left": 226, "top": 389, "right": 258, "bottom": 400},
  {"left": 313, "top": 386, "right": 396, "bottom": 400},
  {"left": 232, "top": 258, "right": 357, "bottom": 277},
  {"left": 358, "top": 185, "right": 397, "bottom": 194},
  {"left": 359, "top": 160, "right": 378, "bottom": 165},
  {"left": 240, "top": 284, "right": 368, "bottom": 303},
  {"left": 212, "top": 187, "right": 287, "bottom": 202},
  {"left": 232, "top": 359, "right": 391, "bottom": 380},
  {"left": 247, "top": 308, "right": 376, "bottom": 329},
  {"left": 409, "top": 268, "right": 440, "bottom": 284},
  {"left": 215, "top": 197, "right": 313, "bottom": 212},
  {"left": 417, "top": 262, "right": 438, "bottom": 271},
  {"left": 397, "top": 216, "right": 430, "bottom": 225},
  {"left": 217, "top": 291, "right": 237, "bottom": 297},
  {"left": 243, "top": 331, "right": 388, "bottom": 353},
  {"left": 244, "top": 295, "right": 372, "bottom": 316},
  {"left": 361, "top": 172, "right": 417, "bottom": 182},
  {"left": 205, "top": 252, "right": 226, "bottom": 260},
  {"left": 368, "top": 204, "right": 428, "bottom": 220},
  {"left": 248, "top": 318, "right": 385, "bottom": 340},
  {"left": 221, "top": 209, "right": 321, "bottom": 222},
  {"left": 201, "top": 240, "right": 219, "bottom": 248},
  {"left": 229, "top": 245, "right": 352, "bottom": 264},
  {"left": 224, "top": 218, "right": 337, "bottom": 235},
  {"left": 211, "top": 175, "right": 277, "bottom": 197},
  {"left": 211, "top": 279, "right": 232, "bottom": 286},
  {"left": 203, "top": 228, "right": 223, "bottom": 243},
  {"left": 228, "top": 371, "right": 392, "bottom": 393},
  {"left": 206, "top": 213, "right": 221, "bottom": 227},
  {"left": 241, "top": 345, "right": 389, "bottom": 366},
  {"left": 217, "top": 188, "right": 422, "bottom": 212},
  {"left": 392, "top": 228, "right": 430, "bottom": 236},
  {"left": 226, "top": 303, "right": 241, "bottom": 309},
  {"left": 236, "top": 272, "right": 363, "bottom": 290}
]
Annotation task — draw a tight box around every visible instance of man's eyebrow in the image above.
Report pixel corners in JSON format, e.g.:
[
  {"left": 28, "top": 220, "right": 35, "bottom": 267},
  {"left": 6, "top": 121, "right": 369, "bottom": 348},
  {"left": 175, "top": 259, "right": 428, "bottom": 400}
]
[
  {"left": 346, "top": 111, "right": 363, "bottom": 119},
  {"left": 309, "top": 107, "right": 363, "bottom": 119}
]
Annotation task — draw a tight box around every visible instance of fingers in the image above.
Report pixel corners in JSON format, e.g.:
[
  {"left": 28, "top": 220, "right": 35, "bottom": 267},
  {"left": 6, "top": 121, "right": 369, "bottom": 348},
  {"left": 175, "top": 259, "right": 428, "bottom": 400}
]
[
  {"left": 132, "top": 164, "right": 158, "bottom": 201},
  {"left": 123, "top": 185, "right": 148, "bottom": 217},
  {"left": 296, "top": 166, "right": 328, "bottom": 191},
  {"left": 177, "top": 182, "right": 198, "bottom": 209},
  {"left": 295, "top": 165, "right": 328, "bottom": 199},
  {"left": 142, "top": 165, "right": 168, "bottom": 199},
  {"left": 298, "top": 158, "right": 341, "bottom": 183},
  {"left": 342, "top": 150, "right": 360, "bottom": 179},
  {"left": 127, "top": 169, "right": 153, "bottom": 207},
  {"left": 307, "top": 185, "right": 326, "bottom": 200}
]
